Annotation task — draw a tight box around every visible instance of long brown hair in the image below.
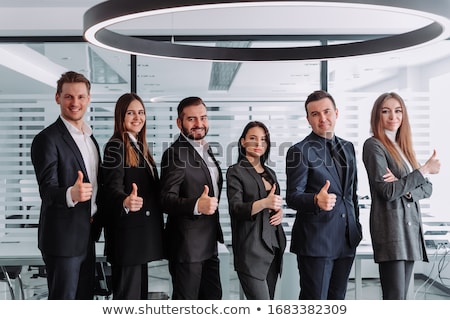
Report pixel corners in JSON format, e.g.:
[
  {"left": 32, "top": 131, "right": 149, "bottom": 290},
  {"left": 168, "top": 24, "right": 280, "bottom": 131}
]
[
  {"left": 370, "top": 92, "right": 419, "bottom": 169},
  {"left": 110, "top": 93, "right": 155, "bottom": 168}
]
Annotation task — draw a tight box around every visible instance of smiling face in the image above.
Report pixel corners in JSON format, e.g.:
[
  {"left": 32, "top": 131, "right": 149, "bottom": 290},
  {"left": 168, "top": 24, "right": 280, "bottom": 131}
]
[
  {"left": 380, "top": 97, "right": 403, "bottom": 132},
  {"left": 56, "top": 82, "right": 90, "bottom": 129},
  {"left": 124, "top": 99, "right": 146, "bottom": 136},
  {"left": 177, "top": 103, "right": 209, "bottom": 140},
  {"left": 241, "top": 126, "right": 267, "bottom": 160},
  {"left": 306, "top": 97, "right": 338, "bottom": 139}
]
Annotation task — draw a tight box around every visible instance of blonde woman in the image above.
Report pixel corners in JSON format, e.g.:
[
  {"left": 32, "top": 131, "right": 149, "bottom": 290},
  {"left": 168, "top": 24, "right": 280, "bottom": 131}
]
[{"left": 362, "top": 92, "right": 440, "bottom": 299}]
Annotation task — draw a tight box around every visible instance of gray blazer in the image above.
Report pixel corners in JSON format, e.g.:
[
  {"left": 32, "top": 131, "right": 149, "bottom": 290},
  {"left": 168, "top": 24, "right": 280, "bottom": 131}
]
[
  {"left": 226, "top": 159, "right": 286, "bottom": 280},
  {"left": 362, "top": 137, "right": 432, "bottom": 263}
]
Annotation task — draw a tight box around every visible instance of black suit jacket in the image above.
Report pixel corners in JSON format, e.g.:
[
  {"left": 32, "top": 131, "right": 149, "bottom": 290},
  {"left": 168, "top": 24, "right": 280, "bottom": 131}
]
[
  {"left": 286, "top": 132, "right": 362, "bottom": 258},
  {"left": 101, "top": 139, "right": 165, "bottom": 266},
  {"left": 31, "top": 117, "right": 102, "bottom": 257},
  {"left": 160, "top": 134, "right": 224, "bottom": 263},
  {"left": 226, "top": 159, "right": 286, "bottom": 280}
]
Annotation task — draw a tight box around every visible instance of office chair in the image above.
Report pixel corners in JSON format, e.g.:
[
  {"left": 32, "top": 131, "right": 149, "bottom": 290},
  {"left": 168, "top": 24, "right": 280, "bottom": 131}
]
[
  {"left": 94, "top": 261, "right": 112, "bottom": 299},
  {"left": 19, "top": 179, "right": 47, "bottom": 279},
  {"left": 0, "top": 266, "right": 25, "bottom": 300}
]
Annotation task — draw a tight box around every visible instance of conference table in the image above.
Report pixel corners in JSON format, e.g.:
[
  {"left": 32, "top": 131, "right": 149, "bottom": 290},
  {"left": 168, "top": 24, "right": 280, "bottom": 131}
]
[
  {"left": 0, "top": 240, "right": 105, "bottom": 266},
  {"left": 275, "top": 241, "right": 375, "bottom": 300},
  {"left": 0, "top": 238, "right": 376, "bottom": 300},
  {"left": 0, "top": 239, "right": 231, "bottom": 300},
  {"left": 1, "top": 238, "right": 446, "bottom": 300},
  {"left": 0, "top": 239, "right": 106, "bottom": 299}
]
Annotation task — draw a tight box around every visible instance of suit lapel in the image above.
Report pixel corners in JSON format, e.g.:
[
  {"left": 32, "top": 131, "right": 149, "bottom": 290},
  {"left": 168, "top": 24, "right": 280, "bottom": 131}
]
[
  {"left": 241, "top": 159, "right": 266, "bottom": 198},
  {"left": 132, "top": 143, "right": 155, "bottom": 178},
  {"left": 178, "top": 135, "right": 222, "bottom": 196},
  {"left": 336, "top": 137, "right": 350, "bottom": 191},
  {"left": 240, "top": 159, "right": 274, "bottom": 250},
  {"left": 314, "top": 135, "right": 342, "bottom": 190},
  {"left": 207, "top": 146, "right": 223, "bottom": 191},
  {"left": 56, "top": 118, "right": 89, "bottom": 181},
  {"left": 384, "top": 144, "right": 409, "bottom": 177},
  {"left": 309, "top": 133, "right": 344, "bottom": 192}
]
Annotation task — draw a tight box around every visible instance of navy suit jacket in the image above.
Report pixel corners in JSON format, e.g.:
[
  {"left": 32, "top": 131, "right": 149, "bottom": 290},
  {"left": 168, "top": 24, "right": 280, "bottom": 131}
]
[
  {"left": 160, "top": 134, "right": 224, "bottom": 263},
  {"left": 31, "top": 117, "right": 102, "bottom": 257},
  {"left": 286, "top": 132, "right": 362, "bottom": 258}
]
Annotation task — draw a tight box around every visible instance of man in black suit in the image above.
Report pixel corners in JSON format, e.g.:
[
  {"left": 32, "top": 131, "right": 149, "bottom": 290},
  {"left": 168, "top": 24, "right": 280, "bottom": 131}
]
[
  {"left": 160, "top": 96, "right": 224, "bottom": 300},
  {"left": 286, "top": 90, "right": 362, "bottom": 300},
  {"left": 31, "top": 71, "right": 102, "bottom": 299}
]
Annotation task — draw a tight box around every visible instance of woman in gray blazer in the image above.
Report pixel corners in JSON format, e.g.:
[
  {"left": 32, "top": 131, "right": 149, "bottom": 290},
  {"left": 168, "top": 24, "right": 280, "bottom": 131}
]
[
  {"left": 362, "top": 92, "right": 440, "bottom": 299},
  {"left": 226, "top": 121, "right": 286, "bottom": 300}
]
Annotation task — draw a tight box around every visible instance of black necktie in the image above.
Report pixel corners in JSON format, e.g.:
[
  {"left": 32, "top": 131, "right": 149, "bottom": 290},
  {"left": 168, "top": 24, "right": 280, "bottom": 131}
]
[{"left": 327, "top": 140, "right": 345, "bottom": 186}]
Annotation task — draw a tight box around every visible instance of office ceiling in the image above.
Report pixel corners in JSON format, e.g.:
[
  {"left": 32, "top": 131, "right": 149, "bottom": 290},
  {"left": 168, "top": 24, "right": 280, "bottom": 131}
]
[{"left": 0, "top": 1, "right": 448, "bottom": 101}]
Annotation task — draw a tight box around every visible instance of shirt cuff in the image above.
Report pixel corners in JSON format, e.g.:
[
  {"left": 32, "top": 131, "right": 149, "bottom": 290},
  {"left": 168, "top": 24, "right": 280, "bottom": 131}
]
[
  {"left": 194, "top": 199, "right": 202, "bottom": 215},
  {"left": 66, "top": 186, "right": 77, "bottom": 208}
]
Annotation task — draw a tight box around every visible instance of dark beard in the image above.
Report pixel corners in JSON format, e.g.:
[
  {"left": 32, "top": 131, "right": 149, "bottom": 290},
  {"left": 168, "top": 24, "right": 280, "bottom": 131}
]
[{"left": 182, "top": 125, "right": 208, "bottom": 140}]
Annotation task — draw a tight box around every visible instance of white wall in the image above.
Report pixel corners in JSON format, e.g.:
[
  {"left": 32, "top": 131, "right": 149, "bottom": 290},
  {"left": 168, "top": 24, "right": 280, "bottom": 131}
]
[{"left": 429, "top": 73, "right": 450, "bottom": 222}]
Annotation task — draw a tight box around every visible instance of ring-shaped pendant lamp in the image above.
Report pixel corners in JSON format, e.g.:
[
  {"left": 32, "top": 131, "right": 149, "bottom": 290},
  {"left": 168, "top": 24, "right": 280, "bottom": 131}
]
[{"left": 83, "top": 0, "right": 450, "bottom": 62}]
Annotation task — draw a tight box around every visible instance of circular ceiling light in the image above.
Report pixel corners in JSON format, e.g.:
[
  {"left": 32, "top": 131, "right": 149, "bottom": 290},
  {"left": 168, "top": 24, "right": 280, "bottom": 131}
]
[{"left": 83, "top": 0, "right": 450, "bottom": 62}]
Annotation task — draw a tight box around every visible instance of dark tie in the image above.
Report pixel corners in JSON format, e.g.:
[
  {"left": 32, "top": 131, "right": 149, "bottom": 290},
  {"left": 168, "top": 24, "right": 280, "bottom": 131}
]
[{"left": 327, "top": 140, "right": 345, "bottom": 187}]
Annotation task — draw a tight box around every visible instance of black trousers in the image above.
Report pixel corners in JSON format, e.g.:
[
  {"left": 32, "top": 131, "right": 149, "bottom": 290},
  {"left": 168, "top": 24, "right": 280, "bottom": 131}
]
[
  {"left": 169, "top": 255, "right": 222, "bottom": 300},
  {"left": 237, "top": 253, "right": 280, "bottom": 300},
  {"left": 112, "top": 263, "right": 148, "bottom": 300},
  {"left": 379, "top": 260, "right": 414, "bottom": 300}
]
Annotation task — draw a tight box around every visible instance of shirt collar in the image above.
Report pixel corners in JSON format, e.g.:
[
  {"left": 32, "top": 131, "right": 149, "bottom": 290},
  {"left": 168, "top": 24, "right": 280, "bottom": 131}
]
[
  {"left": 126, "top": 132, "right": 138, "bottom": 143},
  {"left": 311, "top": 131, "right": 336, "bottom": 144},
  {"left": 180, "top": 131, "right": 208, "bottom": 149},
  {"left": 60, "top": 116, "right": 92, "bottom": 136}
]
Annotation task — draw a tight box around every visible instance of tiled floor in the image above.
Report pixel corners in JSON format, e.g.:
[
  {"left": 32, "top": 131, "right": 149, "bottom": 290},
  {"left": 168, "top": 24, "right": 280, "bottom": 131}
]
[{"left": 2, "top": 250, "right": 450, "bottom": 300}]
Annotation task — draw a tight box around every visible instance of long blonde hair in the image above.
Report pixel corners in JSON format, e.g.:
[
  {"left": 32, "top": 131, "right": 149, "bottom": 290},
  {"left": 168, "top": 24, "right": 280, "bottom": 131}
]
[{"left": 370, "top": 92, "right": 419, "bottom": 169}]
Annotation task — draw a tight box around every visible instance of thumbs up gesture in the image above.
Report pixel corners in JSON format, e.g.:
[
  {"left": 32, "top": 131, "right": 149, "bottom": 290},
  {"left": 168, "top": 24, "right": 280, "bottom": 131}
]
[
  {"left": 265, "top": 184, "right": 283, "bottom": 211},
  {"left": 71, "top": 170, "right": 93, "bottom": 202},
  {"left": 123, "top": 183, "right": 143, "bottom": 212},
  {"left": 316, "top": 180, "right": 337, "bottom": 211},
  {"left": 198, "top": 185, "right": 218, "bottom": 215},
  {"left": 420, "top": 149, "right": 440, "bottom": 175}
]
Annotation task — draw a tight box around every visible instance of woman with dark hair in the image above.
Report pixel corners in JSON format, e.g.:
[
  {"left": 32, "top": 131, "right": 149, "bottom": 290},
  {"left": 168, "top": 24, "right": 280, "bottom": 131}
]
[
  {"left": 362, "top": 92, "right": 440, "bottom": 299},
  {"left": 226, "top": 121, "right": 286, "bottom": 299},
  {"left": 102, "top": 93, "right": 164, "bottom": 299}
]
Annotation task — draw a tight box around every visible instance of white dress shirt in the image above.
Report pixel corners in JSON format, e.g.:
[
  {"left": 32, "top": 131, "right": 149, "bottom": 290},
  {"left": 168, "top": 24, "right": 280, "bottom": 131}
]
[
  {"left": 61, "top": 116, "right": 99, "bottom": 216},
  {"left": 181, "top": 132, "right": 220, "bottom": 215}
]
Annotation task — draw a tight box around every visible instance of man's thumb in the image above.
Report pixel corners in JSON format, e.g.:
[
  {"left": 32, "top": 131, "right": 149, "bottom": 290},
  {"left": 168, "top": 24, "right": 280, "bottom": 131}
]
[
  {"left": 202, "top": 185, "right": 210, "bottom": 197},
  {"left": 321, "top": 180, "right": 330, "bottom": 193},
  {"left": 76, "top": 170, "right": 84, "bottom": 184}
]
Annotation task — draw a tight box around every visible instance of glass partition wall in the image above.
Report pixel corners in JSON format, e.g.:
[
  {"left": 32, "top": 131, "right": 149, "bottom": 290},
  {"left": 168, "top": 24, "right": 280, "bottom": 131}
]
[{"left": 1, "top": 39, "right": 449, "bottom": 243}]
